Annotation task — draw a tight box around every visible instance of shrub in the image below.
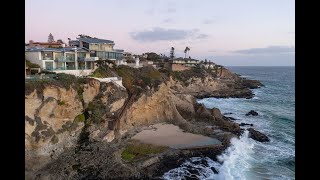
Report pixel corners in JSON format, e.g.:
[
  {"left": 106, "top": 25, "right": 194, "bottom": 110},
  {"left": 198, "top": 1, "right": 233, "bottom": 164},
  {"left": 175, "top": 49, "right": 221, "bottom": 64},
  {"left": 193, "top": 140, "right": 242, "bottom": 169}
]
[
  {"left": 26, "top": 60, "right": 40, "bottom": 68},
  {"left": 89, "top": 67, "right": 114, "bottom": 78},
  {"left": 74, "top": 113, "right": 85, "bottom": 122},
  {"left": 57, "top": 100, "right": 65, "bottom": 106},
  {"left": 50, "top": 135, "right": 59, "bottom": 144},
  {"left": 121, "top": 141, "right": 167, "bottom": 162}
]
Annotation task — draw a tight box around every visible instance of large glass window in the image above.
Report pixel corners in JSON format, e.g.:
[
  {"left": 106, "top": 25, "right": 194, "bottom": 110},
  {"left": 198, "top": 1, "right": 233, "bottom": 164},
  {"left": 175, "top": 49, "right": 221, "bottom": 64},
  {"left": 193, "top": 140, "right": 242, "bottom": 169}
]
[
  {"left": 45, "top": 62, "right": 53, "bottom": 70},
  {"left": 90, "top": 50, "right": 96, "bottom": 57},
  {"left": 108, "top": 52, "right": 116, "bottom": 59},
  {"left": 56, "top": 62, "right": 65, "bottom": 70},
  {"left": 78, "top": 62, "right": 85, "bottom": 70},
  {"left": 77, "top": 52, "right": 86, "bottom": 61},
  {"left": 66, "top": 62, "right": 75, "bottom": 70},
  {"left": 54, "top": 52, "right": 63, "bottom": 61},
  {"left": 116, "top": 53, "right": 123, "bottom": 59},
  {"left": 97, "top": 51, "right": 105, "bottom": 59},
  {"left": 42, "top": 52, "right": 53, "bottom": 60},
  {"left": 66, "top": 53, "right": 75, "bottom": 61}
]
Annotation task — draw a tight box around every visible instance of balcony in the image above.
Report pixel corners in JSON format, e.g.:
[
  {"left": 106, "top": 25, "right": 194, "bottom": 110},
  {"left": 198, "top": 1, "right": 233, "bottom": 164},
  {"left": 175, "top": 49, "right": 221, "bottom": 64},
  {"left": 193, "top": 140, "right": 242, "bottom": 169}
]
[
  {"left": 85, "top": 57, "right": 99, "bottom": 61},
  {"left": 77, "top": 57, "right": 85, "bottom": 61},
  {"left": 42, "top": 57, "right": 54, "bottom": 60},
  {"left": 54, "top": 57, "right": 75, "bottom": 62}
]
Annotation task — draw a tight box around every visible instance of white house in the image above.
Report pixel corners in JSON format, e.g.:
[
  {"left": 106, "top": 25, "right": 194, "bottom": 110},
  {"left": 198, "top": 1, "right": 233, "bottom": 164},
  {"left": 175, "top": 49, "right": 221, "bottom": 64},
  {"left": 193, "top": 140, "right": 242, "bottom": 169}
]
[
  {"left": 25, "top": 36, "right": 125, "bottom": 76},
  {"left": 25, "top": 47, "right": 96, "bottom": 76}
]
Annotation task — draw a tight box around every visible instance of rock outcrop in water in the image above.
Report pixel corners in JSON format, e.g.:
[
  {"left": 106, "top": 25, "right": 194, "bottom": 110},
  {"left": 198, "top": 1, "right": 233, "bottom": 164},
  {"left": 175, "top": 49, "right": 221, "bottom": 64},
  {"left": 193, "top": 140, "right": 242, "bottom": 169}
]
[
  {"left": 25, "top": 66, "right": 267, "bottom": 179},
  {"left": 248, "top": 128, "right": 270, "bottom": 142},
  {"left": 246, "top": 110, "right": 259, "bottom": 116}
]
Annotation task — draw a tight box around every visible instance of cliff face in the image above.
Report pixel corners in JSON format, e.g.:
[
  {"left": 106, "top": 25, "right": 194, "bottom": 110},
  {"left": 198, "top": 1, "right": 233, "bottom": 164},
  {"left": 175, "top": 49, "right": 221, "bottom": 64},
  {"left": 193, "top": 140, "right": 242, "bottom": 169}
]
[
  {"left": 25, "top": 79, "right": 128, "bottom": 176},
  {"left": 25, "top": 66, "right": 264, "bottom": 179},
  {"left": 170, "top": 67, "right": 262, "bottom": 98}
]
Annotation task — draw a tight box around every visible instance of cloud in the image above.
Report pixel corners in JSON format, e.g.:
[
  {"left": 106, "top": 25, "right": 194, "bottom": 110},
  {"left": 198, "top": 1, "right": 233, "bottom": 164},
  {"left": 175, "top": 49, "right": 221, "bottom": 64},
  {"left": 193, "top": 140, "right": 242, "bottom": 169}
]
[
  {"left": 233, "top": 46, "right": 295, "bottom": 55},
  {"left": 203, "top": 19, "right": 215, "bottom": 24},
  {"left": 130, "top": 27, "right": 208, "bottom": 42},
  {"left": 145, "top": 9, "right": 155, "bottom": 15},
  {"left": 167, "top": 7, "right": 176, "bottom": 13},
  {"left": 208, "top": 50, "right": 217, "bottom": 52},
  {"left": 163, "top": 18, "right": 174, "bottom": 23},
  {"left": 196, "top": 34, "right": 208, "bottom": 39}
]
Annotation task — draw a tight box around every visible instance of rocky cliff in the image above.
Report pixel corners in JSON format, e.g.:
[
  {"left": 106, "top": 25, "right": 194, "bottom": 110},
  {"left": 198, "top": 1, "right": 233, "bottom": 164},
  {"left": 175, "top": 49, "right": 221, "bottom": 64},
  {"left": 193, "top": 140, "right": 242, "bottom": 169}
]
[
  {"left": 25, "top": 66, "right": 265, "bottom": 179},
  {"left": 170, "top": 67, "right": 263, "bottom": 99},
  {"left": 25, "top": 78, "right": 127, "bottom": 179}
]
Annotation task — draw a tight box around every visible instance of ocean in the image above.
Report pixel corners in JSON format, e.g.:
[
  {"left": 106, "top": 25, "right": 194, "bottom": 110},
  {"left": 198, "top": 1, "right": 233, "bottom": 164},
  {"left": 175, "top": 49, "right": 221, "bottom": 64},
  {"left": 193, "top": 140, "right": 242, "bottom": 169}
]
[{"left": 162, "top": 66, "right": 295, "bottom": 180}]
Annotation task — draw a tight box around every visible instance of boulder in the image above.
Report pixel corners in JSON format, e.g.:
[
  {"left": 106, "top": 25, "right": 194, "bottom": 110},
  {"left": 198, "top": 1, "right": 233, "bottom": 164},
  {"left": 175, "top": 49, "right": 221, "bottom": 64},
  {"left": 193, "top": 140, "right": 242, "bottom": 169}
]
[
  {"left": 225, "top": 116, "right": 238, "bottom": 121},
  {"left": 248, "top": 128, "right": 269, "bottom": 142},
  {"left": 223, "top": 112, "right": 233, "bottom": 115},
  {"left": 245, "top": 110, "right": 258, "bottom": 116},
  {"left": 239, "top": 123, "right": 253, "bottom": 126},
  {"left": 211, "top": 108, "right": 223, "bottom": 119},
  {"left": 196, "top": 104, "right": 213, "bottom": 120}
]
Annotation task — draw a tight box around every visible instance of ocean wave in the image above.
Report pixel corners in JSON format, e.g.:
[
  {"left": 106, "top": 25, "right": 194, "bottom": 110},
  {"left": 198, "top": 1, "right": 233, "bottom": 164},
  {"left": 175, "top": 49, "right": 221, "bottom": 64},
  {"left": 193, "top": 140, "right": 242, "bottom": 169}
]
[{"left": 162, "top": 130, "right": 294, "bottom": 180}]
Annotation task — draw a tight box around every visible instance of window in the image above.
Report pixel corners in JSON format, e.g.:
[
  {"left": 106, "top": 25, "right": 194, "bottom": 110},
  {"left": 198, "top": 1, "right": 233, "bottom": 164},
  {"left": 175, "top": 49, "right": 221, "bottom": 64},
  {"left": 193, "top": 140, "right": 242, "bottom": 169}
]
[
  {"left": 45, "top": 62, "right": 53, "bottom": 70},
  {"left": 54, "top": 52, "right": 63, "bottom": 61},
  {"left": 42, "top": 52, "right": 53, "bottom": 60},
  {"left": 66, "top": 53, "right": 75, "bottom": 61}
]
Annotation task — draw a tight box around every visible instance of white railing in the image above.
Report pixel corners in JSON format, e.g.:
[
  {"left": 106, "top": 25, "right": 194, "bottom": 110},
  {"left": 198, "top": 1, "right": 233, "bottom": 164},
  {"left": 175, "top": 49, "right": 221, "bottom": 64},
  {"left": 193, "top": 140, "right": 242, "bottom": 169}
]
[
  {"left": 85, "top": 57, "right": 99, "bottom": 61},
  {"left": 52, "top": 69, "right": 93, "bottom": 76}
]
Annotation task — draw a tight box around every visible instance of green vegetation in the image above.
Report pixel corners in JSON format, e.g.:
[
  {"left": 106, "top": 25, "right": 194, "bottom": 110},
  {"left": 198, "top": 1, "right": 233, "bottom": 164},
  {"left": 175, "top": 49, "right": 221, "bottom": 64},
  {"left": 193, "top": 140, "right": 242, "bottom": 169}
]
[
  {"left": 171, "top": 67, "right": 208, "bottom": 83},
  {"left": 89, "top": 66, "right": 114, "bottom": 78},
  {"left": 86, "top": 101, "right": 106, "bottom": 124},
  {"left": 74, "top": 113, "right": 85, "bottom": 122},
  {"left": 50, "top": 135, "right": 59, "bottom": 144},
  {"left": 25, "top": 60, "right": 40, "bottom": 68},
  {"left": 115, "top": 65, "right": 164, "bottom": 94},
  {"left": 146, "top": 52, "right": 161, "bottom": 62},
  {"left": 57, "top": 100, "right": 65, "bottom": 106},
  {"left": 121, "top": 141, "right": 167, "bottom": 162},
  {"left": 25, "top": 73, "right": 87, "bottom": 101}
]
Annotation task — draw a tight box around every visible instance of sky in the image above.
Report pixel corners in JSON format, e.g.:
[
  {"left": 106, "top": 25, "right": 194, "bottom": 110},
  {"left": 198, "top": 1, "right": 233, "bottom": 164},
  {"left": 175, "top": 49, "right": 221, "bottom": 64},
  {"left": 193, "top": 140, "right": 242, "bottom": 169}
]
[{"left": 25, "top": 0, "right": 295, "bottom": 66}]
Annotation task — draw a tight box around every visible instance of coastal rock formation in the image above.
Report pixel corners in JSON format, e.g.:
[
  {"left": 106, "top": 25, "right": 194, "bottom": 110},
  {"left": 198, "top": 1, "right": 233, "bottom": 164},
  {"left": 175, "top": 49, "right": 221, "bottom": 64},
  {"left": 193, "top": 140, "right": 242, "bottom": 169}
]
[
  {"left": 25, "top": 66, "right": 266, "bottom": 179},
  {"left": 239, "top": 123, "right": 254, "bottom": 126},
  {"left": 25, "top": 78, "right": 127, "bottom": 179},
  {"left": 169, "top": 67, "right": 263, "bottom": 99},
  {"left": 246, "top": 110, "right": 259, "bottom": 116},
  {"left": 248, "top": 128, "right": 270, "bottom": 142}
]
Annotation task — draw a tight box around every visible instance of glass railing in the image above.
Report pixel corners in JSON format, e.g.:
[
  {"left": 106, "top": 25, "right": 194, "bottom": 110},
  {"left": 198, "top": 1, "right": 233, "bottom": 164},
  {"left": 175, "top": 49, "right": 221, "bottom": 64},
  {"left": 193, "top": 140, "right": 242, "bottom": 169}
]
[
  {"left": 42, "top": 57, "right": 54, "bottom": 60},
  {"left": 78, "top": 57, "right": 85, "bottom": 61},
  {"left": 55, "top": 57, "right": 66, "bottom": 61},
  {"left": 52, "top": 67, "right": 92, "bottom": 70}
]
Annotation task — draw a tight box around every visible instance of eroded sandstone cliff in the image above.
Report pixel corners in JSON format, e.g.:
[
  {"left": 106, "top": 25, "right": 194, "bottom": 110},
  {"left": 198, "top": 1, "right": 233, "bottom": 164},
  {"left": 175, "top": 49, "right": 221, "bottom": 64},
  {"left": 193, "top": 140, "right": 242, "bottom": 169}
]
[
  {"left": 25, "top": 78, "right": 127, "bottom": 178},
  {"left": 25, "top": 66, "right": 265, "bottom": 179}
]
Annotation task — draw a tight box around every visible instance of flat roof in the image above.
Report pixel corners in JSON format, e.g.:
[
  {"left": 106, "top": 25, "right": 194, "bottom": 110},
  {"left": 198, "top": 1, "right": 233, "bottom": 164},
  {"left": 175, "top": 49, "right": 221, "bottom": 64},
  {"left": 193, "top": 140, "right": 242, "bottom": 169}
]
[
  {"left": 77, "top": 37, "right": 114, "bottom": 44},
  {"left": 25, "top": 47, "right": 88, "bottom": 53}
]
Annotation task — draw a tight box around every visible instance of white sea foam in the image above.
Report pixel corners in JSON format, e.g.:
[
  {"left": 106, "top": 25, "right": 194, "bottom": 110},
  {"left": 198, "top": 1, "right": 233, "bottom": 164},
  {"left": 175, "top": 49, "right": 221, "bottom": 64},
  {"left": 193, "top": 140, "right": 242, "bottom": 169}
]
[
  {"left": 163, "top": 93, "right": 295, "bottom": 179},
  {"left": 162, "top": 131, "right": 256, "bottom": 180}
]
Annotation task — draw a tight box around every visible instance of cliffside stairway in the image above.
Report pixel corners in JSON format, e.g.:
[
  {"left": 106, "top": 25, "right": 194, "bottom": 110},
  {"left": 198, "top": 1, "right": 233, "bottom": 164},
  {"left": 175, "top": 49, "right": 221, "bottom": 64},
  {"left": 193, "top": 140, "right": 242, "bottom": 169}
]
[{"left": 108, "top": 92, "right": 136, "bottom": 131}]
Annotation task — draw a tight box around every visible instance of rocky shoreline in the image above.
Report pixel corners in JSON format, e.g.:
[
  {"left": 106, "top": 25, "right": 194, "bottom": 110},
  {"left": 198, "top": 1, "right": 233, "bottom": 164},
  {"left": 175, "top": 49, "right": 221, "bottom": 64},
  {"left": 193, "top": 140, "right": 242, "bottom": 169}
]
[{"left": 25, "top": 66, "right": 269, "bottom": 179}]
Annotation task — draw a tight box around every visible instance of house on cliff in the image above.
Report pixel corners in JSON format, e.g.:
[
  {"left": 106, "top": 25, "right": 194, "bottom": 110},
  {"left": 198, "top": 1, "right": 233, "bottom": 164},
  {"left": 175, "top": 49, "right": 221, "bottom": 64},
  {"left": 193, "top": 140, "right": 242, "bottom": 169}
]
[
  {"left": 169, "top": 58, "right": 200, "bottom": 71},
  {"left": 26, "top": 40, "right": 64, "bottom": 48},
  {"left": 25, "top": 36, "right": 126, "bottom": 76}
]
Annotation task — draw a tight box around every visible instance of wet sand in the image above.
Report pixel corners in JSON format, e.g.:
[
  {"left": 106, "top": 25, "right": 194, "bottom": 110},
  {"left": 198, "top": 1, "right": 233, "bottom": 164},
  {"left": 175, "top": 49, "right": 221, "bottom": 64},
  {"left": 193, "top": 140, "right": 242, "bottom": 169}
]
[{"left": 132, "top": 123, "right": 222, "bottom": 149}]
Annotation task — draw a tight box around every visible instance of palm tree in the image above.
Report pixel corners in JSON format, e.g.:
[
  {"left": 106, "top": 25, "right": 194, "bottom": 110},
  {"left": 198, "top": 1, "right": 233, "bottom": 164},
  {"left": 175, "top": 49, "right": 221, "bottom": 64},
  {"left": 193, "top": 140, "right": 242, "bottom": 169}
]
[
  {"left": 170, "top": 47, "right": 175, "bottom": 60},
  {"left": 184, "top": 46, "right": 190, "bottom": 58}
]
